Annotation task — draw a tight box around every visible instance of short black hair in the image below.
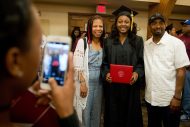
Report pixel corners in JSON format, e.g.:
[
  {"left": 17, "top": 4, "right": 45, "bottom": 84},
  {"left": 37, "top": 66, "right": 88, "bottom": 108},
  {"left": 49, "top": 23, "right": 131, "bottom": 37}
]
[
  {"left": 165, "top": 24, "right": 173, "bottom": 33},
  {"left": 0, "top": 0, "right": 32, "bottom": 71}
]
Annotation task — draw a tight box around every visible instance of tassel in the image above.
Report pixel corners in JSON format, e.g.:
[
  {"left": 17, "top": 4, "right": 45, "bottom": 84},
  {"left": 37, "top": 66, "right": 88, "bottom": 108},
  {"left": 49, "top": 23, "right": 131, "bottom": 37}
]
[{"left": 131, "top": 11, "right": 134, "bottom": 31}]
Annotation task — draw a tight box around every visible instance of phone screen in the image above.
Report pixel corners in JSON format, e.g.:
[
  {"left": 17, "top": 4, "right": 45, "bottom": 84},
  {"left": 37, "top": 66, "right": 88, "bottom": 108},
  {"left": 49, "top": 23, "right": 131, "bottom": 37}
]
[{"left": 42, "top": 41, "right": 69, "bottom": 86}]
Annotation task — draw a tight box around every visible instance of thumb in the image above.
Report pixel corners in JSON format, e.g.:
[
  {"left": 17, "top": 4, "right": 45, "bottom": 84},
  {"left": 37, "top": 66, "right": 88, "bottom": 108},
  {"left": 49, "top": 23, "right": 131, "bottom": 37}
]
[
  {"left": 48, "top": 78, "right": 57, "bottom": 90},
  {"left": 31, "top": 80, "right": 40, "bottom": 91}
]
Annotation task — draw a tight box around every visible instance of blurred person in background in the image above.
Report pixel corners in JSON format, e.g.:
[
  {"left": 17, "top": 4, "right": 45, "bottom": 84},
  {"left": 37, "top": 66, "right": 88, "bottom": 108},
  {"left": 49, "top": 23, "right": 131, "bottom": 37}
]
[
  {"left": 165, "top": 24, "right": 177, "bottom": 37},
  {"left": 179, "top": 19, "right": 190, "bottom": 122},
  {"left": 71, "top": 27, "right": 81, "bottom": 52}
]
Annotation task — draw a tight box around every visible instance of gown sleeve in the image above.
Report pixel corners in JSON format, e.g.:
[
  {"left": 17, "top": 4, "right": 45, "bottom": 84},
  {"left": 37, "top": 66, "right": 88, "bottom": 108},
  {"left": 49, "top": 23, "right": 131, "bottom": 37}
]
[
  {"left": 101, "top": 38, "right": 110, "bottom": 81},
  {"left": 134, "top": 36, "right": 144, "bottom": 81},
  {"left": 59, "top": 110, "right": 79, "bottom": 127}
]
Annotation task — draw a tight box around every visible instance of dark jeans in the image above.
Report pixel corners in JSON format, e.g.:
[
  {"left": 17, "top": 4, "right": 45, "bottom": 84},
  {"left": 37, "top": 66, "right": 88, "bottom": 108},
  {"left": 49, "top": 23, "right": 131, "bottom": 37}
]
[
  {"left": 146, "top": 101, "right": 180, "bottom": 127},
  {"left": 182, "top": 70, "right": 190, "bottom": 117}
]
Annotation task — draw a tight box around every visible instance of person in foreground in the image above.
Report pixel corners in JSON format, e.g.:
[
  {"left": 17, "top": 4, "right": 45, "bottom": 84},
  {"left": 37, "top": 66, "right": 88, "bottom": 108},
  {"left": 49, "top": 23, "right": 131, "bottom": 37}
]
[
  {"left": 101, "top": 5, "right": 144, "bottom": 127},
  {"left": 144, "top": 13, "right": 190, "bottom": 127},
  {"left": 0, "top": 0, "right": 79, "bottom": 127}
]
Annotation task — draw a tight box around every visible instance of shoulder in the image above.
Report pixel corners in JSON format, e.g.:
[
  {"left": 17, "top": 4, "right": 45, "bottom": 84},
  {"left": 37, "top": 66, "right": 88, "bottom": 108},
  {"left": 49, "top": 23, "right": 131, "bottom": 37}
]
[
  {"left": 135, "top": 35, "right": 143, "bottom": 39},
  {"left": 160, "top": 32, "right": 182, "bottom": 46},
  {"left": 132, "top": 35, "right": 144, "bottom": 46},
  {"left": 103, "top": 37, "right": 113, "bottom": 46},
  {"left": 78, "top": 38, "right": 85, "bottom": 44},
  {"left": 145, "top": 37, "right": 152, "bottom": 43},
  {"left": 130, "top": 34, "right": 143, "bottom": 42},
  {"left": 167, "top": 34, "right": 185, "bottom": 47},
  {"left": 135, "top": 35, "right": 143, "bottom": 42},
  {"left": 76, "top": 38, "right": 86, "bottom": 49}
]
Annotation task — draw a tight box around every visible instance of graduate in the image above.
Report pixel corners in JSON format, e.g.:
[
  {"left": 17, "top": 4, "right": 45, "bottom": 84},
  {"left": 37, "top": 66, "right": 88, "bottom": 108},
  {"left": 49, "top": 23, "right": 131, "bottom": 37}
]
[{"left": 101, "top": 5, "right": 144, "bottom": 127}]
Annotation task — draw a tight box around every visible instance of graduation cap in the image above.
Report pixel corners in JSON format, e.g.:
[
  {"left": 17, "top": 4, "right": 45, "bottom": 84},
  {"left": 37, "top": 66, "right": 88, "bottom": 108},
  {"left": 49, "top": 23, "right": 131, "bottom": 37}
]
[
  {"left": 112, "top": 5, "right": 138, "bottom": 31},
  {"left": 112, "top": 5, "right": 138, "bottom": 16},
  {"left": 165, "top": 24, "right": 173, "bottom": 32}
]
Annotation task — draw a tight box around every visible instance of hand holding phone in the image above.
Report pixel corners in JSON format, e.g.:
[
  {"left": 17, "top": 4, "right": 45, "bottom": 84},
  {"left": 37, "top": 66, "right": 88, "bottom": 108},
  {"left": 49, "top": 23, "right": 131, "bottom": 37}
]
[{"left": 47, "top": 52, "right": 75, "bottom": 118}]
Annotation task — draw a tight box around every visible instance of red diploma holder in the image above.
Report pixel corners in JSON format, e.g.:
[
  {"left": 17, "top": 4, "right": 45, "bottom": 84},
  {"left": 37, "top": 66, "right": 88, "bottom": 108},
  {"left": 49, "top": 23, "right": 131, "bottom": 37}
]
[{"left": 110, "top": 64, "right": 133, "bottom": 84}]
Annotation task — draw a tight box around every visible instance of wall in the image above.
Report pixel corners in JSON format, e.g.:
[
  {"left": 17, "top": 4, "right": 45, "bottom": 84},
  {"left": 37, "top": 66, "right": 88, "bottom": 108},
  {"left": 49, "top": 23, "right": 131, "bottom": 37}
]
[
  {"left": 35, "top": 3, "right": 95, "bottom": 36},
  {"left": 134, "top": 11, "right": 148, "bottom": 41},
  {"left": 35, "top": 3, "right": 149, "bottom": 40},
  {"left": 35, "top": 3, "right": 189, "bottom": 41},
  {"left": 170, "top": 13, "right": 190, "bottom": 20},
  {"left": 134, "top": 0, "right": 190, "bottom": 6}
]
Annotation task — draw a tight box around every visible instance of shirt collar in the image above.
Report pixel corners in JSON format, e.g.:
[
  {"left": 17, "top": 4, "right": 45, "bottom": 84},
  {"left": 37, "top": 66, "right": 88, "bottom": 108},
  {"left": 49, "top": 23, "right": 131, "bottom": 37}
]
[{"left": 148, "top": 32, "right": 168, "bottom": 45}]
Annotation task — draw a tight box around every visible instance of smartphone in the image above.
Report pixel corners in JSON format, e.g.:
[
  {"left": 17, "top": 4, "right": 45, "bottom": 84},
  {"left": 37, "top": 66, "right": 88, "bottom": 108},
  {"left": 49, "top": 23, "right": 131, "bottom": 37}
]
[{"left": 40, "top": 36, "right": 71, "bottom": 90}]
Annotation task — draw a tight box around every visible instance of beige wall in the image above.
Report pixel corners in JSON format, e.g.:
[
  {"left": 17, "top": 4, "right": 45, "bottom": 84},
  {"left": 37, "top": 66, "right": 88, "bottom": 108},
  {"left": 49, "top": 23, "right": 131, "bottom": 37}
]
[
  {"left": 134, "top": 0, "right": 190, "bottom": 6},
  {"left": 35, "top": 3, "right": 189, "bottom": 41},
  {"left": 170, "top": 13, "right": 190, "bottom": 20},
  {"left": 134, "top": 11, "right": 148, "bottom": 41},
  {"left": 35, "top": 3, "right": 95, "bottom": 36}
]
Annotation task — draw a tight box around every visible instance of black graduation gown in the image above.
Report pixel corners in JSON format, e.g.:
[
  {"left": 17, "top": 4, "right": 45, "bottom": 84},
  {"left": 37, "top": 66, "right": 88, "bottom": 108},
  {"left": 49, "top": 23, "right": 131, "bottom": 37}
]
[{"left": 101, "top": 35, "right": 144, "bottom": 127}]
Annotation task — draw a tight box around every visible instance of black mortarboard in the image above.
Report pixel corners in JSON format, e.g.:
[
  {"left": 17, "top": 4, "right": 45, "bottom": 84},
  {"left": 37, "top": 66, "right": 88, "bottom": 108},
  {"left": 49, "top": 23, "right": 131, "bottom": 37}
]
[
  {"left": 165, "top": 24, "right": 173, "bottom": 32},
  {"left": 112, "top": 5, "right": 138, "bottom": 17}
]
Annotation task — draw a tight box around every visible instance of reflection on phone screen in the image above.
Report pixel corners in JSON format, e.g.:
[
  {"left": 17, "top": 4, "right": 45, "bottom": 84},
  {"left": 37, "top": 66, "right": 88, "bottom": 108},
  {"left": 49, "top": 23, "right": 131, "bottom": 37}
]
[{"left": 42, "top": 42, "right": 69, "bottom": 86}]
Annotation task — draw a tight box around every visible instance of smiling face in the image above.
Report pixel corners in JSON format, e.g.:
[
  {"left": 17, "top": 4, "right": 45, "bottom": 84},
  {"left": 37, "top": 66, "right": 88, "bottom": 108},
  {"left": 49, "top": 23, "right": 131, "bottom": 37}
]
[
  {"left": 116, "top": 15, "right": 131, "bottom": 35},
  {"left": 149, "top": 19, "right": 166, "bottom": 37},
  {"left": 92, "top": 19, "right": 103, "bottom": 39}
]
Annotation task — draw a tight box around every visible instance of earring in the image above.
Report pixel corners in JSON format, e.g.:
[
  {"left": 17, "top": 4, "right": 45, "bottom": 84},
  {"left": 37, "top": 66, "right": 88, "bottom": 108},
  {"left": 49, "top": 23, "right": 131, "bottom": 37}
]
[
  {"left": 17, "top": 70, "right": 23, "bottom": 77},
  {"left": 14, "top": 66, "right": 23, "bottom": 77}
]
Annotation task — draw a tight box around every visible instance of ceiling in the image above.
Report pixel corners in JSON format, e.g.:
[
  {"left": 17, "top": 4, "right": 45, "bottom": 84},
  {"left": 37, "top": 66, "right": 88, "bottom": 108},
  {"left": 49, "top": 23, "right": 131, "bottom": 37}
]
[{"left": 33, "top": 0, "right": 190, "bottom": 14}]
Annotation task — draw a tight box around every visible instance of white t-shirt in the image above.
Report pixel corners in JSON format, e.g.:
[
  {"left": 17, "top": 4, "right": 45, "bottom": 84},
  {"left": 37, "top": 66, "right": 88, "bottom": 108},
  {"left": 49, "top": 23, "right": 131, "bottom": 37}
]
[
  {"left": 59, "top": 54, "right": 68, "bottom": 71},
  {"left": 144, "top": 32, "right": 190, "bottom": 106}
]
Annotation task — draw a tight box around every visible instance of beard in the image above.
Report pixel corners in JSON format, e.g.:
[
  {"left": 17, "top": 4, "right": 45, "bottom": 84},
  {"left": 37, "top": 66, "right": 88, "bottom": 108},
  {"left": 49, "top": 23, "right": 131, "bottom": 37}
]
[{"left": 153, "top": 30, "right": 164, "bottom": 37}]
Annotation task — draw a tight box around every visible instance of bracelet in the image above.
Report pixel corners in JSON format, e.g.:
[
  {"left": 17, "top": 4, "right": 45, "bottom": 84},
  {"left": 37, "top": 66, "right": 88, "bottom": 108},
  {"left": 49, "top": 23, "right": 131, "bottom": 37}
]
[{"left": 173, "top": 95, "right": 181, "bottom": 101}]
